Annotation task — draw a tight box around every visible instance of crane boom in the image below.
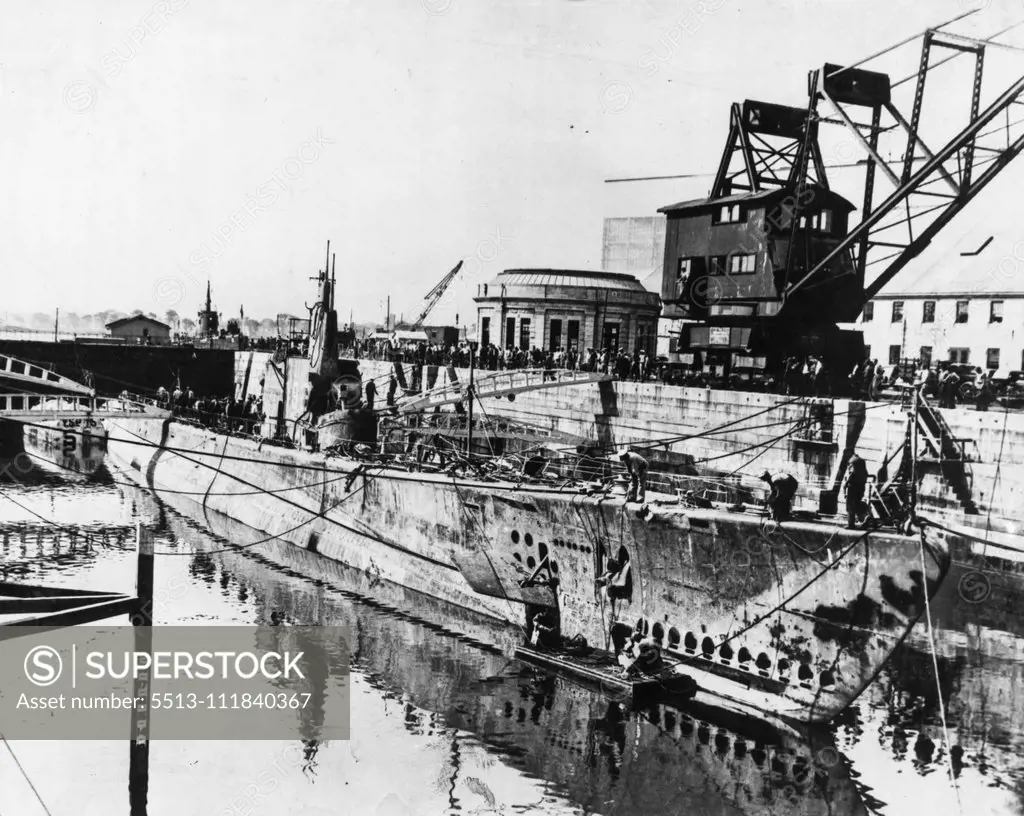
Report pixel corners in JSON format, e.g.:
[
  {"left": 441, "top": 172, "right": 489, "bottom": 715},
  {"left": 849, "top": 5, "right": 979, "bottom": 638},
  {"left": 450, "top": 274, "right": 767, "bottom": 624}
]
[
  {"left": 782, "top": 26, "right": 1024, "bottom": 309},
  {"left": 412, "top": 260, "right": 464, "bottom": 328}
]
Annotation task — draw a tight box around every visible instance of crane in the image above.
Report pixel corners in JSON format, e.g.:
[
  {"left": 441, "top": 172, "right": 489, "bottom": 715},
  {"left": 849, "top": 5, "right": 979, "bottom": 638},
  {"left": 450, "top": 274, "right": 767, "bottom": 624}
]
[
  {"left": 660, "top": 9, "right": 1024, "bottom": 384},
  {"left": 411, "top": 261, "right": 465, "bottom": 328}
]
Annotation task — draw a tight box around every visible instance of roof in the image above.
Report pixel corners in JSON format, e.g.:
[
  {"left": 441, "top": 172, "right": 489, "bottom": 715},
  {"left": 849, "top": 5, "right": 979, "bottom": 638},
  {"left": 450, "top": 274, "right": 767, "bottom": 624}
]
[
  {"left": 658, "top": 185, "right": 855, "bottom": 215},
  {"left": 485, "top": 269, "right": 651, "bottom": 293},
  {"left": 105, "top": 315, "right": 171, "bottom": 330}
]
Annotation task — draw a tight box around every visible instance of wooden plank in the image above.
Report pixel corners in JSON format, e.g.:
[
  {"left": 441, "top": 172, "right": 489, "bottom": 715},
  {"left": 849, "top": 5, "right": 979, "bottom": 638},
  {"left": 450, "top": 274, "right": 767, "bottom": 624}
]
[
  {"left": 0, "top": 594, "right": 125, "bottom": 614},
  {"left": 514, "top": 646, "right": 660, "bottom": 696},
  {"left": 0, "top": 582, "right": 124, "bottom": 598},
  {"left": 0, "top": 597, "right": 141, "bottom": 639}
]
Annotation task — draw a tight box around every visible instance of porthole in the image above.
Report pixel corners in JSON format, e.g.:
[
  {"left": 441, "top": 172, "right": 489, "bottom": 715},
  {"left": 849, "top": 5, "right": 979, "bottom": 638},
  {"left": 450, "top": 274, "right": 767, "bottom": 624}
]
[
  {"left": 719, "top": 643, "right": 734, "bottom": 662},
  {"left": 798, "top": 664, "right": 813, "bottom": 681},
  {"left": 550, "top": 561, "right": 559, "bottom": 574},
  {"left": 684, "top": 632, "right": 698, "bottom": 652},
  {"left": 755, "top": 652, "right": 772, "bottom": 673},
  {"left": 701, "top": 637, "right": 715, "bottom": 657},
  {"left": 778, "top": 658, "right": 791, "bottom": 673},
  {"left": 513, "top": 552, "right": 522, "bottom": 562},
  {"left": 668, "top": 627, "right": 680, "bottom": 648},
  {"left": 652, "top": 623, "right": 664, "bottom": 644},
  {"left": 511, "top": 530, "right": 520, "bottom": 544},
  {"left": 538, "top": 542, "right": 548, "bottom": 559},
  {"left": 738, "top": 647, "right": 752, "bottom": 664},
  {"left": 819, "top": 670, "right": 835, "bottom": 687},
  {"left": 524, "top": 533, "right": 533, "bottom": 547},
  {"left": 527, "top": 556, "right": 536, "bottom": 569}
]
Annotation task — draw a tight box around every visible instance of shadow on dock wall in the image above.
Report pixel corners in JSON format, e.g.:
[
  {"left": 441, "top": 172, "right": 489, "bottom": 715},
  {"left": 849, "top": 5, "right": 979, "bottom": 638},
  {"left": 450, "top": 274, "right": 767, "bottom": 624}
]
[{"left": 0, "top": 340, "right": 235, "bottom": 397}]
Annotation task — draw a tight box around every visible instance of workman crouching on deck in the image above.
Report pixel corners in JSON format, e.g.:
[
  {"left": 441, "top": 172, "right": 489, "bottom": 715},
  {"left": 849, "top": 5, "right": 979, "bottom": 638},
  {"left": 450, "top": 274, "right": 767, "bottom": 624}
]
[
  {"left": 619, "top": 450, "right": 649, "bottom": 503},
  {"left": 619, "top": 632, "right": 663, "bottom": 678},
  {"left": 760, "top": 470, "right": 798, "bottom": 521}
]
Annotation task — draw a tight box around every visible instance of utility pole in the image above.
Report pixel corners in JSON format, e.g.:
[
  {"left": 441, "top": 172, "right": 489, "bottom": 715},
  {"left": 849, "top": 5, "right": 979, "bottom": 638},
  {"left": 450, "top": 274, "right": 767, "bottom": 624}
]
[
  {"left": 54, "top": 308, "right": 59, "bottom": 342},
  {"left": 386, "top": 295, "right": 390, "bottom": 333}
]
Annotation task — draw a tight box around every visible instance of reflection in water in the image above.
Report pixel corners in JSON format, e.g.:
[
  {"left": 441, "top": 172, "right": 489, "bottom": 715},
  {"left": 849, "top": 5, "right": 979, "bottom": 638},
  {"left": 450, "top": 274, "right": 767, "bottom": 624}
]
[{"left": 1, "top": 467, "right": 1024, "bottom": 814}]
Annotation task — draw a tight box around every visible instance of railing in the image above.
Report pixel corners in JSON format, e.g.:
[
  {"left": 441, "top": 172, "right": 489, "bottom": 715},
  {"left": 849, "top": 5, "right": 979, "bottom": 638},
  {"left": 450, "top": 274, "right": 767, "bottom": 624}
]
[
  {"left": 398, "top": 368, "right": 611, "bottom": 414},
  {"left": 0, "top": 393, "right": 166, "bottom": 417}
]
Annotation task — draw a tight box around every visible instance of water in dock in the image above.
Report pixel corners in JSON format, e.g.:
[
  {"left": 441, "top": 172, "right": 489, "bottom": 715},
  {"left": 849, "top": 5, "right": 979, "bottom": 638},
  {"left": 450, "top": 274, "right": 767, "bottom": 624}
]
[{"left": 0, "top": 457, "right": 1022, "bottom": 816}]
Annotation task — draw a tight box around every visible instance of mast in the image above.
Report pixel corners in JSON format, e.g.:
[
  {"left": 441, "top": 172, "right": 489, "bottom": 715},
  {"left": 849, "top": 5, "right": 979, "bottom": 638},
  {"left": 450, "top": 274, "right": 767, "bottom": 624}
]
[{"left": 467, "top": 344, "right": 474, "bottom": 455}]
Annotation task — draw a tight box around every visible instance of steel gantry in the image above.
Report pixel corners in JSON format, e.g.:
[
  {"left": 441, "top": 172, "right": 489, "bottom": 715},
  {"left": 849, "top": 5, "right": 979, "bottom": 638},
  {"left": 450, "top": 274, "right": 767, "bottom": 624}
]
[{"left": 782, "top": 11, "right": 1024, "bottom": 308}]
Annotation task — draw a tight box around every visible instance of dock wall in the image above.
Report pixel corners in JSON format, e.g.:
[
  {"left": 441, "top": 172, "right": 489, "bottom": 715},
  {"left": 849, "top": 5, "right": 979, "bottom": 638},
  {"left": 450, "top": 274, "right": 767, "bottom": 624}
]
[
  {"left": 0, "top": 340, "right": 235, "bottom": 397},
  {"left": 236, "top": 353, "right": 1024, "bottom": 523}
]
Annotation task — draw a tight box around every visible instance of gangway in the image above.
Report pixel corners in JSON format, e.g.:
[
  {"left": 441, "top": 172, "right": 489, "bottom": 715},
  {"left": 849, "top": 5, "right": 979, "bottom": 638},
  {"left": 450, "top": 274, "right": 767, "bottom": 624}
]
[
  {"left": 0, "top": 353, "right": 95, "bottom": 395},
  {"left": 0, "top": 393, "right": 170, "bottom": 422},
  {"left": 397, "top": 368, "right": 612, "bottom": 415}
]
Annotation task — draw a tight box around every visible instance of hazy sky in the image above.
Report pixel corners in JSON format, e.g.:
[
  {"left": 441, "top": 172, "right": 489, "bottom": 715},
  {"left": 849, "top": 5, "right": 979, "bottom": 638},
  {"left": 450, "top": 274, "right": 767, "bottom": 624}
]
[{"left": 2, "top": 0, "right": 1022, "bottom": 327}]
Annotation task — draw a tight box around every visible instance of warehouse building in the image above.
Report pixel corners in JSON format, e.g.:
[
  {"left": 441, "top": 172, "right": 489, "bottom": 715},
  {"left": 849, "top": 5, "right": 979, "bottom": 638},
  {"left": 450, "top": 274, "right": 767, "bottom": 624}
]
[{"left": 855, "top": 248, "right": 1024, "bottom": 374}]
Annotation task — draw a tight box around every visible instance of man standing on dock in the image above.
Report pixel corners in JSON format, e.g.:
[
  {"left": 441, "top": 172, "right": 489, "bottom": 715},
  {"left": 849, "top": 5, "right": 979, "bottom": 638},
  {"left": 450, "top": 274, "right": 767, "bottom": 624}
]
[
  {"left": 844, "top": 451, "right": 869, "bottom": 528},
  {"left": 364, "top": 377, "right": 377, "bottom": 412},
  {"left": 619, "top": 450, "right": 648, "bottom": 503},
  {"left": 760, "top": 470, "right": 798, "bottom": 521}
]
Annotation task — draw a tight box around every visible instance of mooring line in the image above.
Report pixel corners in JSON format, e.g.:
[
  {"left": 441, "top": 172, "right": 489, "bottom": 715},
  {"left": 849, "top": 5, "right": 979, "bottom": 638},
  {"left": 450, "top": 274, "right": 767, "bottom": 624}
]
[
  {"left": 919, "top": 531, "right": 962, "bottom": 812},
  {"left": 0, "top": 734, "right": 53, "bottom": 816}
]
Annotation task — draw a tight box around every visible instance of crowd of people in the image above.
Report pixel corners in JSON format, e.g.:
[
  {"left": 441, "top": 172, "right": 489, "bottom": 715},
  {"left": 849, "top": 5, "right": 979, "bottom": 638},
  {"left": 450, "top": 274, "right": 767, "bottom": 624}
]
[
  {"left": 345, "top": 339, "right": 659, "bottom": 381},
  {"left": 152, "top": 385, "right": 266, "bottom": 435}
]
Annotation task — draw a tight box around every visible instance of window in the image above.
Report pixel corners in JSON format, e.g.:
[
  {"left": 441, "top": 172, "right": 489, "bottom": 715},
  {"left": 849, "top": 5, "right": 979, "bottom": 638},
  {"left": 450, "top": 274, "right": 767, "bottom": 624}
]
[
  {"left": 505, "top": 317, "right": 515, "bottom": 349},
  {"left": 567, "top": 320, "right": 580, "bottom": 351},
  {"left": 987, "top": 348, "right": 1000, "bottom": 370},
  {"left": 949, "top": 347, "right": 970, "bottom": 364},
  {"left": 956, "top": 301, "right": 969, "bottom": 323},
  {"left": 863, "top": 344, "right": 871, "bottom": 359},
  {"left": 482, "top": 284, "right": 488, "bottom": 297},
  {"left": 602, "top": 322, "right": 620, "bottom": 351},
  {"left": 710, "top": 256, "right": 729, "bottom": 276},
  {"left": 922, "top": 301, "right": 935, "bottom": 323},
  {"left": 888, "top": 345, "right": 901, "bottom": 365},
  {"left": 862, "top": 302, "right": 874, "bottom": 322},
  {"left": 819, "top": 210, "right": 833, "bottom": 233},
  {"left": 891, "top": 301, "right": 904, "bottom": 323},
  {"left": 480, "top": 317, "right": 490, "bottom": 348},
  {"left": 519, "top": 318, "right": 531, "bottom": 351},
  {"left": 728, "top": 254, "right": 756, "bottom": 274},
  {"left": 714, "top": 203, "right": 742, "bottom": 224},
  {"left": 919, "top": 346, "right": 932, "bottom": 367},
  {"left": 991, "top": 300, "right": 1004, "bottom": 323},
  {"left": 549, "top": 319, "right": 562, "bottom": 352},
  {"left": 676, "top": 258, "right": 692, "bottom": 296}
]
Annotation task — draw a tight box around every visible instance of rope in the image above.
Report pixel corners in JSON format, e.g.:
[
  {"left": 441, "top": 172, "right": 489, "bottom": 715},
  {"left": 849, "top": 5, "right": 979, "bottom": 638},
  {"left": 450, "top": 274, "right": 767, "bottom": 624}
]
[
  {"left": 919, "top": 530, "right": 962, "bottom": 812},
  {"left": 1, "top": 734, "right": 54, "bottom": 816},
  {"left": 112, "top": 421, "right": 454, "bottom": 569},
  {"left": 447, "top": 475, "right": 525, "bottom": 634},
  {"left": 914, "top": 514, "right": 1024, "bottom": 555}
]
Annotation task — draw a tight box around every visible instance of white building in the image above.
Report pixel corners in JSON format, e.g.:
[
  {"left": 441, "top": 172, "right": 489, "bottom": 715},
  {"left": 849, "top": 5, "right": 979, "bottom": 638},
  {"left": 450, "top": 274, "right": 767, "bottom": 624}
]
[{"left": 855, "top": 251, "right": 1024, "bottom": 374}]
